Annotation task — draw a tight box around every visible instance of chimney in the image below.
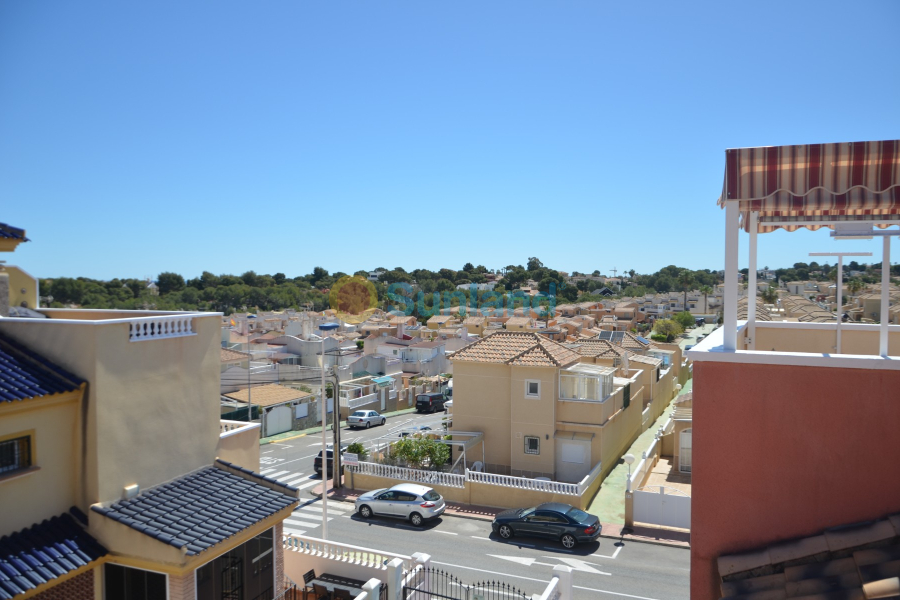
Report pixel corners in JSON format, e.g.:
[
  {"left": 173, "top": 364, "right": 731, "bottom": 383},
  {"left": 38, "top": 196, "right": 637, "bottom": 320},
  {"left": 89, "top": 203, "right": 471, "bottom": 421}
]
[{"left": 397, "top": 323, "right": 405, "bottom": 338}]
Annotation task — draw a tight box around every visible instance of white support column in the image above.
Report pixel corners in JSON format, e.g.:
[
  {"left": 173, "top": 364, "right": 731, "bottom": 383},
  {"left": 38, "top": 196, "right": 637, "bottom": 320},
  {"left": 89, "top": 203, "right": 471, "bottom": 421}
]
[
  {"left": 836, "top": 257, "right": 844, "bottom": 354},
  {"left": 748, "top": 212, "right": 759, "bottom": 350},
  {"left": 881, "top": 236, "right": 891, "bottom": 357},
  {"left": 723, "top": 202, "right": 740, "bottom": 352},
  {"left": 552, "top": 565, "right": 574, "bottom": 600}
]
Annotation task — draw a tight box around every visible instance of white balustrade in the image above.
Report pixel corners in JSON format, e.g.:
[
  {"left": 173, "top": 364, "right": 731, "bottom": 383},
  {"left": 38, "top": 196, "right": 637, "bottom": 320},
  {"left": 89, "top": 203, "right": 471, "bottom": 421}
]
[
  {"left": 128, "top": 315, "right": 195, "bottom": 341},
  {"left": 342, "top": 393, "right": 379, "bottom": 409},
  {"left": 283, "top": 533, "right": 414, "bottom": 572},
  {"left": 466, "top": 469, "right": 580, "bottom": 495},
  {"left": 219, "top": 420, "right": 260, "bottom": 437},
  {"left": 352, "top": 462, "right": 466, "bottom": 488}
]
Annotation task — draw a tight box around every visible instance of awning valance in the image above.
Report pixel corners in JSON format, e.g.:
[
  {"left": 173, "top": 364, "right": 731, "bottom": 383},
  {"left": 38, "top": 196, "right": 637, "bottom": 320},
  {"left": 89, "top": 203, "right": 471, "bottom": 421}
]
[{"left": 717, "top": 140, "right": 900, "bottom": 232}]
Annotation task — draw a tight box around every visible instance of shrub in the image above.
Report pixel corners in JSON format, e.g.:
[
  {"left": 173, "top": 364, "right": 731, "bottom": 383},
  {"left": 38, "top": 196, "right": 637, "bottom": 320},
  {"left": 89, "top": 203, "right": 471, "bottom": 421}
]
[{"left": 346, "top": 442, "right": 367, "bottom": 460}]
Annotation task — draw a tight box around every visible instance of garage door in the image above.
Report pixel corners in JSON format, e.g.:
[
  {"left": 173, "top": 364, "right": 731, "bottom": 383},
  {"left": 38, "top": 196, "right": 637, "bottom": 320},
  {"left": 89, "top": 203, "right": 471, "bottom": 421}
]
[
  {"left": 555, "top": 439, "right": 591, "bottom": 483},
  {"left": 265, "top": 404, "right": 293, "bottom": 437}
]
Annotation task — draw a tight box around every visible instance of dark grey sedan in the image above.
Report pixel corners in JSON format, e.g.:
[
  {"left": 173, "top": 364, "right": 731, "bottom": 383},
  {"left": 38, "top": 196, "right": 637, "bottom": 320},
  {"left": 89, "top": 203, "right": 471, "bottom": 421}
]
[{"left": 491, "top": 502, "right": 601, "bottom": 549}]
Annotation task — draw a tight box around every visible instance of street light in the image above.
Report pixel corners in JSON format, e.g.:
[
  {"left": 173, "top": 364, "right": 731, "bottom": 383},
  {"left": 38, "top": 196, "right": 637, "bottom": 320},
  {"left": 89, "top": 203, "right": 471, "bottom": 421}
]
[{"left": 623, "top": 454, "right": 635, "bottom": 492}]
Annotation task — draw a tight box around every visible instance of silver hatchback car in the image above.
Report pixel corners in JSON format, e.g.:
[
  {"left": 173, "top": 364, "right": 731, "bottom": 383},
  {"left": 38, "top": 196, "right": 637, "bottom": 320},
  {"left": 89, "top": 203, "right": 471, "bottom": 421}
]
[
  {"left": 347, "top": 410, "right": 386, "bottom": 429},
  {"left": 355, "top": 483, "right": 445, "bottom": 526}
]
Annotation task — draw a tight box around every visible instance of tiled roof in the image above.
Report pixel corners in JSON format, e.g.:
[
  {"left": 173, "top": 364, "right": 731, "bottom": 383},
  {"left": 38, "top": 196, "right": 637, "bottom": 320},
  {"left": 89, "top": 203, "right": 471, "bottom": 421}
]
[
  {"left": 451, "top": 332, "right": 580, "bottom": 368},
  {"left": 91, "top": 462, "right": 298, "bottom": 557},
  {"left": 566, "top": 339, "right": 628, "bottom": 359},
  {"left": 0, "top": 223, "right": 28, "bottom": 241},
  {"left": 0, "top": 333, "right": 83, "bottom": 403},
  {"left": 717, "top": 514, "right": 900, "bottom": 600},
  {"left": 220, "top": 348, "right": 251, "bottom": 363},
  {"left": 223, "top": 384, "right": 312, "bottom": 407},
  {"left": 0, "top": 511, "right": 107, "bottom": 600}
]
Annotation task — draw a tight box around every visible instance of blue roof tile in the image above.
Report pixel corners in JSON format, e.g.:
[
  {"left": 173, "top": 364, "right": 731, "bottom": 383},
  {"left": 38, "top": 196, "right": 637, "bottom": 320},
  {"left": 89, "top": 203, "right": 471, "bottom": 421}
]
[
  {"left": 0, "top": 334, "right": 83, "bottom": 403},
  {"left": 0, "top": 513, "right": 107, "bottom": 600},
  {"left": 0, "top": 224, "right": 28, "bottom": 242},
  {"left": 90, "top": 464, "right": 298, "bottom": 556}
]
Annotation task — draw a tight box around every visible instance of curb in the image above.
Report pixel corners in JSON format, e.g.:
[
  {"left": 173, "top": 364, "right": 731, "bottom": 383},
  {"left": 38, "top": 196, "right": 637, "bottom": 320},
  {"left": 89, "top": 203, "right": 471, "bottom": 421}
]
[{"left": 260, "top": 407, "right": 421, "bottom": 445}]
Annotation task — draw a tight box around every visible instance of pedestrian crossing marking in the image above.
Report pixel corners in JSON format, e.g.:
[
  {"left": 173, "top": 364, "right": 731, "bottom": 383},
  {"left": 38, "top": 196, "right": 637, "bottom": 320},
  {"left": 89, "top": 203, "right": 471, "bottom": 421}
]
[
  {"left": 293, "top": 479, "right": 321, "bottom": 491},
  {"left": 267, "top": 470, "right": 290, "bottom": 478}
]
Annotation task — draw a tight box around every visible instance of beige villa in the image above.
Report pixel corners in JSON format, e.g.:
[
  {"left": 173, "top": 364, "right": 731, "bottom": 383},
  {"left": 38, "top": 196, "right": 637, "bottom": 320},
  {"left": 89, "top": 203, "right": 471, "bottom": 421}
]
[{"left": 450, "top": 331, "right": 678, "bottom": 483}]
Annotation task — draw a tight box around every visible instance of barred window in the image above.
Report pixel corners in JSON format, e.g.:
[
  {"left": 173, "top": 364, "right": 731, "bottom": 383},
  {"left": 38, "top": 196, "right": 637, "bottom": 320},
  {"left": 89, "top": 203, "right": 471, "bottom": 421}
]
[
  {"left": 0, "top": 436, "right": 31, "bottom": 475},
  {"left": 524, "top": 436, "right": 540, "bottom": 455}
]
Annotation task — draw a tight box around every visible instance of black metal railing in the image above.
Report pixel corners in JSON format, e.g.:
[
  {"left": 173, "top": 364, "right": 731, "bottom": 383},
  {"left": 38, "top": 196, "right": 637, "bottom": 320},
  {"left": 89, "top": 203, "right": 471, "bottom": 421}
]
[{"left": 403, "top": 567, "right": 529, "bottom": 600}]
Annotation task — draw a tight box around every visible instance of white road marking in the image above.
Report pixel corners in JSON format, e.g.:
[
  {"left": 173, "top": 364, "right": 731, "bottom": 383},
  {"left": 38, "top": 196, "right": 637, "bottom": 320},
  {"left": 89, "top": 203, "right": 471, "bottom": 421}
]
[
  {"left": 285, "top": 517, "right": 326, "bottom": 528},
  {"left": 260, "top": 468, "right": 277, "bottom": 475},
  {"left": 267, "top": 470, "right": 290, "bottom": 479},
  {"left": 298, "top": 505, "right": 345, "bottom": 515},
  {"left": 540, "top": 556, "right": 611, "bottom": 575},
  {"left": 262, "top": 450, "right": 275, "bottom": 454},
  {"left": 612, "top": 545, "right": 623, "bottom": 559},
  {"left": 281, "top": 474, "right": 310, "bottom": 486},
  {"left": 433, "top": 560, "right": 662, "bottom": 600},
  {"left": 293, "top": 479, "right": 321, "bottom": 491},
  {"left": 470, "top": 536, "right": 491, "bottom": 541},
  {"left": 283, "top": 527, "right": 307, "bottom": 536},
  {"left": 434, "top": 531, "right": 458, "bottom": 535}
]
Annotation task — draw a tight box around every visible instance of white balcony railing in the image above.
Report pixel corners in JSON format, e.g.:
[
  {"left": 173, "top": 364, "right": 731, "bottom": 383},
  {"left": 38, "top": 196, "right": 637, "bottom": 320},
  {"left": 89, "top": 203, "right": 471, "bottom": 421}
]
[
  {"left": 353, "top": 462, "right": 466, "bottom": 488},
  {"left": 467, "top": 469, "right": 580, "bottom": 495},
  {"left": 219, "top": 420, "right": 260, "bottom": 437},
  {"left": 339, "top": 393, "right": 379, "bottom": 409},
  {"left": 283, "top": 533, "right": 414, "bottom": 572},
  {"left": 128, "top": 315, "right": 195, "bottom": 341}
]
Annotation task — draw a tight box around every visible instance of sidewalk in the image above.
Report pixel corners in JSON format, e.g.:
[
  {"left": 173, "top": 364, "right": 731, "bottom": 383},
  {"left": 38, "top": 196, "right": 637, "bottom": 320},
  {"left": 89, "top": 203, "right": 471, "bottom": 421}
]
[
  {"left": 259, "top": 406, "right": 419, "bottom": 445},
  {"left": 308, "top": 480, "right": 690, "bottom": 549}
]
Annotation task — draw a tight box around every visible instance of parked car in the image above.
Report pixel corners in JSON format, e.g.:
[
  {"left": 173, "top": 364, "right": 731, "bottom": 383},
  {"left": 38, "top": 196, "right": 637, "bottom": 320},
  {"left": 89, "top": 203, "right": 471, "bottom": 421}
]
[
  {"left": 398, "top": 426, "right": 432, "bottom": 438},
  {"left": 443, "top": 399, "right": 453, "bottom": 413},
  {"left": 416, "top": 392, "right": 446, "bottom": 413},
  {"left": 314, "top": 444, "right": 348, "bottom": 477},
  {"left": 491, "top": 502, "right": 601, "bottom": 549},
  {"left": 347, "top": 410, "right": 386, "bottom": 429},
  {"left": 355, "top": 483, "right": 445, "bottom": 526}
]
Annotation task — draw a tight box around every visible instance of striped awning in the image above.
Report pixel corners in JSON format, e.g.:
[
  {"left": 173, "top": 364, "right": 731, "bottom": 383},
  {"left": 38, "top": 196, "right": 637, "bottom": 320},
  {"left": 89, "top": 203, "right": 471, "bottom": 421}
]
[{"left": 717, "top": 140, "right": 900, "bottom": 233}]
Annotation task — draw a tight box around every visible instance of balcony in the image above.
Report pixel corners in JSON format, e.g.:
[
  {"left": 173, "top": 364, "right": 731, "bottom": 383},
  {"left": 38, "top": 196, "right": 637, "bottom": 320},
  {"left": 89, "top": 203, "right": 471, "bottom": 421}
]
[
  {"left": 218, "top": 420, "right": 261, "bottom": 472},
  {"left": 8, "top": 308, "right": 207, "bottom": 342}
]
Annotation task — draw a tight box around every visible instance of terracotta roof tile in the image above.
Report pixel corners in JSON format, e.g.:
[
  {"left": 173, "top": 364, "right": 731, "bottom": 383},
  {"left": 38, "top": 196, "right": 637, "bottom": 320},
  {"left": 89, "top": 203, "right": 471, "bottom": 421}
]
[
  {"left": 223, "top": 384, "right": 313, "bottom": 407},
  {"left": 220, "top": 348, "right": 251, "bottom": 363},
  {"left": 452, "top": 332, "right": 580, "bottom": 367}
]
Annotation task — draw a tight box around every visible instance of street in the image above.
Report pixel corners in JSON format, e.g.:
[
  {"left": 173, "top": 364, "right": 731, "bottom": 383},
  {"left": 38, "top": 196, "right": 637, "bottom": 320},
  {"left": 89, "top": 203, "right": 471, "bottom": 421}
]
[{"left": 261, "top": 411, "right": 690, "bottom": 600}]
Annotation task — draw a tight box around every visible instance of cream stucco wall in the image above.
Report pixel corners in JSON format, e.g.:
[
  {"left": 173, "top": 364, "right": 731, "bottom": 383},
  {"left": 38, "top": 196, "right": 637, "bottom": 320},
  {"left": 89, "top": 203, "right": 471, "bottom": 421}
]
[
  {"left": 5, "top": 265, "right": 39, "bottom": 310},
  {"left": 451, "top": 362, "right": 512, "bottom": 472},
  {"left": 752, "top": 324, "right": 900, "bottom": 355},
  {"left": 0, "top": 313, "right": 221, "bottom": 509},
  {"left": 0, "top": 391, "right": 82, "bottom": 536},
  {"left": 509, "top": 366, "right": 557, "bottom": 476}
]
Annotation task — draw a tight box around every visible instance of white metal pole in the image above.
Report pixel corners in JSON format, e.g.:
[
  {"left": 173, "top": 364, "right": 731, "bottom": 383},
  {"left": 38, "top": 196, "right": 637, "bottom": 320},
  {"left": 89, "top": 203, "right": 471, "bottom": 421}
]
[
  {"left": 836, "top": 257, "right": 843, "bottom": 354},
  {"left": 880, "top": 236, "right": 891, "bottom": 357},
  {"left": 748, "top": 212, "right": 759, "bottom": 351},
  {"left": 321, "top": 336, "right": 328, "bottom": 539},
  {"left": 723, "top": 202, "right": 740, "bottom": 352}
]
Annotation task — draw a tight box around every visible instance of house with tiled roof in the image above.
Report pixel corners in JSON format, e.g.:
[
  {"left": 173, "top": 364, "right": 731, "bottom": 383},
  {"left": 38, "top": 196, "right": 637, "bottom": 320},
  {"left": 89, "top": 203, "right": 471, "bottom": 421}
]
[{"left": 451, "top": 331, "right": 649, "bottom": 483}]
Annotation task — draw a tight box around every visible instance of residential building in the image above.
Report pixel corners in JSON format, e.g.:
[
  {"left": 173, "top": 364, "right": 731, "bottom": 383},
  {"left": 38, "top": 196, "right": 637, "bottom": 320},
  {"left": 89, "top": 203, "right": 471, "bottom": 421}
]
[
  {"left": 688, "top": 140, "right": 900, "bottom": 600},
  {"left": 450, "top": 331, "right": 678, "bottom": 483}
]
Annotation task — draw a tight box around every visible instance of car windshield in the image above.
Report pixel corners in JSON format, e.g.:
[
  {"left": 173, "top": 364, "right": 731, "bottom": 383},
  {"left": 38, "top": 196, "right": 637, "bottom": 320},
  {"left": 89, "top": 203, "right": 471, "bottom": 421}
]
[
  {"left": 423, "top": 490, "right": 440, "bottom": 501},
  {"left": 351, "top": 411, "right": 366, "bottom": 417},
  {"left": 519, "top": 507, "right": 536, "bottom": 518},
  {"left": 566, "top": 507, "right": 590, "bottom": 522}
]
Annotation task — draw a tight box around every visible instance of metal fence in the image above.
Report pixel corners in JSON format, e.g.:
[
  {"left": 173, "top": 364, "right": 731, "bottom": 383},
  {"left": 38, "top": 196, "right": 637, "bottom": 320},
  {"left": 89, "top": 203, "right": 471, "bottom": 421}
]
[{"left": 403, "top": 567, "right": 529, "bottom": 600}]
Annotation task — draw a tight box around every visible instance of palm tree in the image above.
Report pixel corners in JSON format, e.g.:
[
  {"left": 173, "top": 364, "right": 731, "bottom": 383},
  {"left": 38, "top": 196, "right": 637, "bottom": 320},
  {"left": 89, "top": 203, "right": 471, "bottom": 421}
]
[
  {"left": 847, "top": 278, "right": 864, "bottom": 297},
  {"left": 677, "top": 270, "right": 695, "bottom": 312},
  {"left": 698, "top": 285, "right": 713, "bottom": 314}
]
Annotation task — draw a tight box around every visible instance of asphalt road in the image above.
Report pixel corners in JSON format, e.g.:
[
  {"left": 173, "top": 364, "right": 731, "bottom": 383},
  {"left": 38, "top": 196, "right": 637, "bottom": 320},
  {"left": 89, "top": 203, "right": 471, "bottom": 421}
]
[{"left": 261, "top": 411, "right": 690, "bottom": 600}]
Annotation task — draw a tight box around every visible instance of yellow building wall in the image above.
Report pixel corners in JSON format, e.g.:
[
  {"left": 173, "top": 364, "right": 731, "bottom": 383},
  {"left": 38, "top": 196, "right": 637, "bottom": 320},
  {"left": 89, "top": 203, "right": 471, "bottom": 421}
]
[
  {"left": 509, "top": 366, "right": 557, "bottom": 477},
  {"left": 5, "top": 265, "right": 39, "bottom": 310},
  {"left": 0, "top": 392, "right": 81, "bottom": 535},
  {"left": 451, "top": 362, "right": 511, "bottom": 472},
  {"left": 0, "top": 314, "right": 222, "bottom": 509}
]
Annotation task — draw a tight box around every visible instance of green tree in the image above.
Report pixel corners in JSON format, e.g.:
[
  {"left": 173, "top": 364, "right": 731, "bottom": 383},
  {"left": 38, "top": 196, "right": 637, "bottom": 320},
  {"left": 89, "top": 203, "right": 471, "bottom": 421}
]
[
  {"left": 156, "top": 272, "right": 185, "bottom": 295},
  {"left": 527, "top": 257, "right": 544, "bottom": 272},
  {"left": 346, "top": 442, "right": 368, "bottom": 460},
  {"left": 673, "top": 311, "right": 695, "bottom": 330},
  {"left": 698, "top": 285, "right": 713, "bottom": 313},
  {"left": 677, "top": 269, "right": 695, "bottom": 312},
  {"left": 761, "top": 284, "right": 779, "bottom": 304},
  {"left": 653, "top": 318, "right": 683, "bottom": 342},
  {"left": 847, "top": 278, "right": 865, "bottom": 297}
]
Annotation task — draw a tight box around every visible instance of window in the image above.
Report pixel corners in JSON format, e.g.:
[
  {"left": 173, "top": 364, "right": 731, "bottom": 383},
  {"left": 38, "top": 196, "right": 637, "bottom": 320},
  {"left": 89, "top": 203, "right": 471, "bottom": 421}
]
[
  {"left": 0, "top": 435, "right": 31, "bottom": 475},
  {"left": 525, "top": 380, "right": 540, "bottom": 398},
  {"left": 524, "top": 436, "right": 540, "bottom": 455},
  {"left": 104, "top": 564, "right": 166, "bottom": 600}
]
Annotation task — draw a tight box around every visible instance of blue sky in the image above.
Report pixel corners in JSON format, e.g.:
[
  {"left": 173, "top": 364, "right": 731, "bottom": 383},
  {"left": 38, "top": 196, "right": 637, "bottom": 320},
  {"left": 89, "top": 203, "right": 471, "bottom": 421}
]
[{"left": 2, "top": 1, "right": 899, "bottom": 281}]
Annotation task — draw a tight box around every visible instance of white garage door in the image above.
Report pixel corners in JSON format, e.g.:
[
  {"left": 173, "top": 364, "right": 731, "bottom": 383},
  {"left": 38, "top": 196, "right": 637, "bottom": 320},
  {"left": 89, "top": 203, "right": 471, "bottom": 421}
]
[
  {"left": 265, "top": 404, "right": 293, "bottom": 437},
  {"left": 555, "top": 439, "right": 590, "bottom": 483}
]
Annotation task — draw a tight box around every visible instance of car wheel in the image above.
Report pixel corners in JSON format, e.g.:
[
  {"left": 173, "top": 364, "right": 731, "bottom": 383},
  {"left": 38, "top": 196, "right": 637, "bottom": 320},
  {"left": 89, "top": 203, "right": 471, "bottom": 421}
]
[
  {"left": 365, "top": 421, "right": 371, "bottom": 429},
  {"left": 498, "top": 525, "right": 513, "bottom": 539},
  {"left": 359, "top": 505, "right": 372, "bottom": 519},
  {"left": 381, "top": 419, "right": 386, "bottom": 426},
  {"left": 561, "top": 534, "right": 577, "bottom": 549},
  {"left": 409, "top": 513, "right": 424, "bottom": 527}
]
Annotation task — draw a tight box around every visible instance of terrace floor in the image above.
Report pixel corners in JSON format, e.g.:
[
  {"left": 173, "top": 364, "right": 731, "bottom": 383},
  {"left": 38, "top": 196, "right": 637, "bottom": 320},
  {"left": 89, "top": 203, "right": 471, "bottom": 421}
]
[{"left": 644, "top": 457, "right": 692, "bottom": 496}]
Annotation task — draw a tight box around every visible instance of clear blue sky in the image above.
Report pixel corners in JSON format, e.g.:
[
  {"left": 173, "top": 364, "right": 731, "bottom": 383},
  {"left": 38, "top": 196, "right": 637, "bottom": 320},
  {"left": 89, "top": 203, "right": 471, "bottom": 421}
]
[{"left": 2, "top": 1, "right": 899, "bottom": 281}]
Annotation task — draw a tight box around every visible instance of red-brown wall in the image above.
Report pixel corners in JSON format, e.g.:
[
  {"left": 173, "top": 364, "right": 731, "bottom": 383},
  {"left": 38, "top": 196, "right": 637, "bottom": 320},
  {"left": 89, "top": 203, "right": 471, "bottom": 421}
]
[{"left": 691, "top": 360, "right": 900, "bottom": 600}]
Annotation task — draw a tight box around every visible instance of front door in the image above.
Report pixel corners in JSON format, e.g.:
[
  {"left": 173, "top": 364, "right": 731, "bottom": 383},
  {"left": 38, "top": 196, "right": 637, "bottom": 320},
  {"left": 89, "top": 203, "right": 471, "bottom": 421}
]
[{"left": 679, "top": 429, "right": 692, "bottom": 473}]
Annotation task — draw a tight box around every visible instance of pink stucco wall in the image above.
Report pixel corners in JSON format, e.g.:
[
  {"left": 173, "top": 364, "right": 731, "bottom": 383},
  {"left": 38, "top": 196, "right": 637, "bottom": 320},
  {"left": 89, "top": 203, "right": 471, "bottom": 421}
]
[{"left": 691, "top": 360, "right": 900, "bottom": 600}]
